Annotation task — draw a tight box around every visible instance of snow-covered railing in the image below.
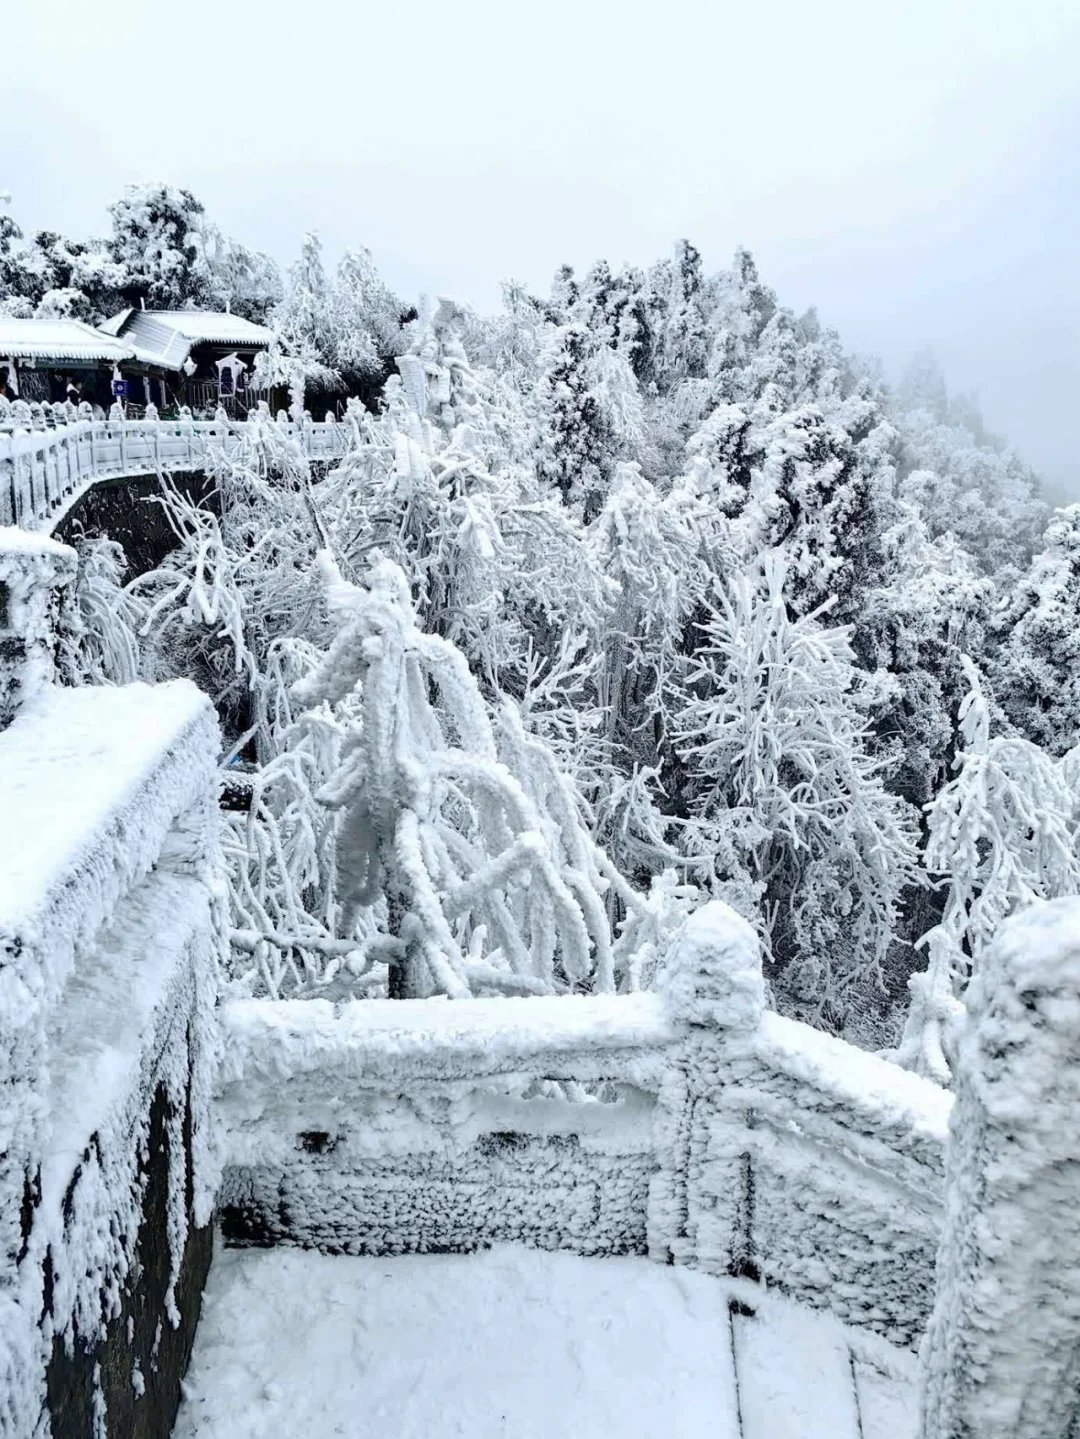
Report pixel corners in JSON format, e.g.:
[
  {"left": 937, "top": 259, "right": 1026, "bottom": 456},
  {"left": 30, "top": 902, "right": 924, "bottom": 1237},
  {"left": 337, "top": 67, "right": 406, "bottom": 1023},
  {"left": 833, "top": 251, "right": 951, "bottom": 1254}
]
[
  {"left": 217, "top": 903, "right": 951, "bottom": 1348},
  {"left": 676, "top": 1003, "right": 951, "bottom": 1349},
  {"left": 919, "top": 897, "right": 1080, "bottom": 1439},
  {"left": 0, "top": 413, "right": 351, "bottom": 531},
  {"left": 0, "top": 534, "right": 224, "bottom": 1436},
  {"left": 217, "top": 985, "right": 675, "bottom": 1257}
]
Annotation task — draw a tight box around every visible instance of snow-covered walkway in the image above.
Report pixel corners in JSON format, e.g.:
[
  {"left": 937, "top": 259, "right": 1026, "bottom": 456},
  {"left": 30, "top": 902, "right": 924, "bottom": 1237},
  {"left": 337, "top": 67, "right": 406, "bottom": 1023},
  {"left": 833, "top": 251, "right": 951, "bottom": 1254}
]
[{"left": 174, "top": 1244, "right": 918, "bottom": 1438}]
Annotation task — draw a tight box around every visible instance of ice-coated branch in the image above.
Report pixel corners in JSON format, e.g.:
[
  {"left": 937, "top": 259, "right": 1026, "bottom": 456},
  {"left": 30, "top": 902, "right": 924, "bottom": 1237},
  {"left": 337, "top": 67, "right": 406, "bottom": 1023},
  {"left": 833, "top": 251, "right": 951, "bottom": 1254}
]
[{"left": 296, "top": 550, "right": 653, "bottom": 997}]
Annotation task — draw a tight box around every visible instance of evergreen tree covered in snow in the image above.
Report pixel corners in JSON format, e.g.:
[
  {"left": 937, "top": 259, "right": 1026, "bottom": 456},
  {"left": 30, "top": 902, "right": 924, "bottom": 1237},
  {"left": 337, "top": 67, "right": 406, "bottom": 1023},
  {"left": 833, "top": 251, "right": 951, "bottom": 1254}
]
[
  {"left": 993, "top": 505, "right": 1080, "bottom": 756},
  {"left": 676, "top": 556, "right": 920, "bottom": 1037},
  {"left": 534, "top": 322, "right": 616, "bottom": 515}
]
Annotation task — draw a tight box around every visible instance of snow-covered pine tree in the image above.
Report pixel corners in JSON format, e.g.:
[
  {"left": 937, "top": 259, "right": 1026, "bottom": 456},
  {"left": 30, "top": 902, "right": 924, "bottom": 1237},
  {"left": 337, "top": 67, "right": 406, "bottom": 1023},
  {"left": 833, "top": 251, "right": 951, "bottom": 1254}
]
[
  {"left": 703, "top": 247, "right": 777, "bottom": 406},
  {"left": 534, "top": 321, "right": 615, "bottom": 516},
  {"left": 676, "top": 554, "right": 920, "bottom": 1039},
  {"left": 639, "top": 240, "right": 709, "bottom": 392},
  {"left": 857, "top": 504, "right": 992, "bottom": 808},
  {"left": 993, "top": 505, "right": 1080, "bottom": 756}
]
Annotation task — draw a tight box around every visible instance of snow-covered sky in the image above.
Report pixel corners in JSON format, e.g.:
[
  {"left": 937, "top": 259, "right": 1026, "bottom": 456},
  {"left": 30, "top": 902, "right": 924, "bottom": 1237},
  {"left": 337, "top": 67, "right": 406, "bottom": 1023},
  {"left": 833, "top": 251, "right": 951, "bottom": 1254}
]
[{"left": 5, "top": 0, "right": 1078, "bottom": 494}]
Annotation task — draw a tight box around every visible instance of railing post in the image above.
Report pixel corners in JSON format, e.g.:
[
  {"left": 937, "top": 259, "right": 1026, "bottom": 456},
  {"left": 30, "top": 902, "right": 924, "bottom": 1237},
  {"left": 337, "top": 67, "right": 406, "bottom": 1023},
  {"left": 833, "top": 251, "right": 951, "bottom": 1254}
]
[
  {"left": 0, "top": 432, "right": 13, "bottom": 528},
  {"left": 647, "top": 902, "right": 764, "bottom": 1267},
  {"left": 919, "top": 897, "right": 1080, "bottom": 1439},
  {"left": 13, "top": 438, "right": 30, "bottom": 529}
]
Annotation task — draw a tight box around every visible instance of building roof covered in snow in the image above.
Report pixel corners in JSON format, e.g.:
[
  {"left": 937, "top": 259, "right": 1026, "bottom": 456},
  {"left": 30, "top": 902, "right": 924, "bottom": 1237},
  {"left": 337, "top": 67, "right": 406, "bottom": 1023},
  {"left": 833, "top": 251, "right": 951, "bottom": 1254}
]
[
  {"left": 0, "top": 317, "right": 135, "bottom": 364},
  {"left": 100, "top": 308, "right": 278, "bottom": 370}
]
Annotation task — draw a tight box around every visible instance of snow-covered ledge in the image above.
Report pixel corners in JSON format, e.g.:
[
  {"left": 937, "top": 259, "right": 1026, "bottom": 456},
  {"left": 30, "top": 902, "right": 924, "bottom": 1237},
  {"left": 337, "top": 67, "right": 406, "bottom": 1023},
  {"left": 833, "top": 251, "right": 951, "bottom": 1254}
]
[
  {"left": 0, "top": 676, "right": 222, "bottom": 1438},
  {"left": 217, "top": 903, "right": 950, "bottom": 1347},
  {"left": 919, "top": 896, "right": 1080, "bottom": 1439}
]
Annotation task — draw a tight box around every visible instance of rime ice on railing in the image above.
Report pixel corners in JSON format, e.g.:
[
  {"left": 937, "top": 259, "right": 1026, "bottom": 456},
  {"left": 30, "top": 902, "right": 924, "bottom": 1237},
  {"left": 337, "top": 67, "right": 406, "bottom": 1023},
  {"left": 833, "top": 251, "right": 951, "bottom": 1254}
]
[
  {"left": 215, "top": 897, "right": 950, "bottom": 1349},
  {"left": 0, "top": 412, "right": 351, "bottom": 530},
  {"left": 919, "top": 896, "right": 1080, "bottom": 1439}
]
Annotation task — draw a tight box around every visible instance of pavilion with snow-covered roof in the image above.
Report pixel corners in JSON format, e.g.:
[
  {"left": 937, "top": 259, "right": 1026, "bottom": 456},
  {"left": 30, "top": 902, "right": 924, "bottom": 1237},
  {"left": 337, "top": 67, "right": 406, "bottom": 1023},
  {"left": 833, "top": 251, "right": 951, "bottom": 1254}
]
[
  {"left": 0, "top": 316, "right": 135, "bottom": 409},
  {"left": 100, "top": 307, "right": 279, "bottom": 415}
]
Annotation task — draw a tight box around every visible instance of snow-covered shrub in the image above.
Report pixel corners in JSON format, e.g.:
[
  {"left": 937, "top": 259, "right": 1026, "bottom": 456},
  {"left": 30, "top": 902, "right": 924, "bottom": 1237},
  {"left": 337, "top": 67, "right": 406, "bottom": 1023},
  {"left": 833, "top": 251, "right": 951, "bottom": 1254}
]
[{"left": 57, "top": 536, "right": 145, "bottom": 687}]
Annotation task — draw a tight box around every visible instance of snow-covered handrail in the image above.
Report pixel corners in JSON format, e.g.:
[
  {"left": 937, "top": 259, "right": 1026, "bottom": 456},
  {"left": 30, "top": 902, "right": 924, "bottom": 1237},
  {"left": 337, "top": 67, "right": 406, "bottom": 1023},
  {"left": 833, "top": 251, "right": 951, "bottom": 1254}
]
[
  {"left": 919, "top": 896, "right": 1080, "bottom": 1439},
  {"left": 0, "top": 414, "right": 350, "bottom": 532},
  {"left": 217, "top": 902, "right": 951, "bottom": 1347}
]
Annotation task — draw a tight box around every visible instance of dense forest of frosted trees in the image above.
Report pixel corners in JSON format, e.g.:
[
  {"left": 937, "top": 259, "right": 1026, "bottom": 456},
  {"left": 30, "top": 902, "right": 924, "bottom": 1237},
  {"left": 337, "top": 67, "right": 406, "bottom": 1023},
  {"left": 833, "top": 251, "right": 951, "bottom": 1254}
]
[{"left": 6, "top": 184, "right": 1078, "bottom": 1072}]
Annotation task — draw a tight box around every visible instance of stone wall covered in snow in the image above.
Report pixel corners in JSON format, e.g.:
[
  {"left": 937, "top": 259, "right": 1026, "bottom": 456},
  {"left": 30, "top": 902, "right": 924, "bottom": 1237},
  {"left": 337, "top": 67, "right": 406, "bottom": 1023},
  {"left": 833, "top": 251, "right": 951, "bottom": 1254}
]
[
  {"left": 0, "top": 660, "right": 223, "bottom": 1439},
  {"left": 218, "top": 903, "right": 951, "bottom": 1350}
]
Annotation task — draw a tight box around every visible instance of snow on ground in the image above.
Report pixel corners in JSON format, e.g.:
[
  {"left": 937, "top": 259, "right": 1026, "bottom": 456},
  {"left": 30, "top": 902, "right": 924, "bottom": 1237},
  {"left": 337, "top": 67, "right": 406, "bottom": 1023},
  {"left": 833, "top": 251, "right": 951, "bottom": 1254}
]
[{"left": 175, "top": 1243, "right": 918, "bottom": 1438}]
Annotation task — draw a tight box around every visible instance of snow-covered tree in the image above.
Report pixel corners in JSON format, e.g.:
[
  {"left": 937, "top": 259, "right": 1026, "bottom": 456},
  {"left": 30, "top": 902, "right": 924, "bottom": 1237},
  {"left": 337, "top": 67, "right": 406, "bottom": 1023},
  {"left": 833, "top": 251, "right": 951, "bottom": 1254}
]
[
  {"left": 107, "top": 183, "right": 207, "bottom": 310},
  {"left": 325, "top": 297, "right": 610, "bottom": 694},
  {"left": 269, "top": 232, "right": 407, "bottom": 408},
  {"left": 858, "top": 504, "right": 992, "bottom": 808},
  {"left": 534, "top": 322, "right": 615, "bottom": 514},
  {"left": 920, "top": 658, "right": 1080, "bottom": 978},
  {"left": 333, "top": 245, "right": 409, "bottom": 391},
  {"left": 293, "top": 552, "right": 657, "bottom": 998},
  {"left": 993, "top": 505, "right": 1080, "bottom": 756},
  {"left": 585, "top": 462, "right": 709, "bottom": 878},
  {"left": 193, "top": 223, "right": 283, "bottom": 322},
  {"left": 677, "top": 555, "right": 920, "bottom": 1038},
  {"left": 891, "top": 658, "right": 1080, "bottom": 1082}
]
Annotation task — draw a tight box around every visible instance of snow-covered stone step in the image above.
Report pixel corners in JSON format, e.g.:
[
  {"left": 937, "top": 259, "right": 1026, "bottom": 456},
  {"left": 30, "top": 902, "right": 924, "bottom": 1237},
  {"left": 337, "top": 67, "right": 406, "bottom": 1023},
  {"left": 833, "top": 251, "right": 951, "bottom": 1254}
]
[
  {"left": 731, "top": 1293, "right": 862, "bottom": 1439},
  {"left": 174, "top": 1244, "right": 918, "bottom": 1438},
  {"left": 854, "top": 1356, "right": 920, "bottom": 1439}
]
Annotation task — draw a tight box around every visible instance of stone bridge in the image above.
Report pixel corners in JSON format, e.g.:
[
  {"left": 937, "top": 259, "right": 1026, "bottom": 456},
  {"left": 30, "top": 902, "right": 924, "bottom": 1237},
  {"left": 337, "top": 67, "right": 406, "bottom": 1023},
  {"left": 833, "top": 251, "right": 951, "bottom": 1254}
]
[{"left": 0, "top": 412, "right": 351, "bottom": 535}]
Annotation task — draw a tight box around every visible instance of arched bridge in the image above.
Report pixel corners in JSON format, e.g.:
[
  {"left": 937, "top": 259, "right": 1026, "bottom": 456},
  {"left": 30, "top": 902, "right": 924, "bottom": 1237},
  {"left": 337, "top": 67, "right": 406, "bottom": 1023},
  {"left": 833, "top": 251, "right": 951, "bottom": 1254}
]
[{"left": 1, "top": 414, "right": 351, "bottom": 533}]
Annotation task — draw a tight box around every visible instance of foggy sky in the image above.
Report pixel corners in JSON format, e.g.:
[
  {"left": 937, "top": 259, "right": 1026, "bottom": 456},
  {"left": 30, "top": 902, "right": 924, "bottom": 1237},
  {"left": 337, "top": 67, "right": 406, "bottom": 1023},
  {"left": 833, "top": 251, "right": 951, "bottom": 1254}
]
[{"left": 5, "top": 0, "right": 1078, "bottom": 495}]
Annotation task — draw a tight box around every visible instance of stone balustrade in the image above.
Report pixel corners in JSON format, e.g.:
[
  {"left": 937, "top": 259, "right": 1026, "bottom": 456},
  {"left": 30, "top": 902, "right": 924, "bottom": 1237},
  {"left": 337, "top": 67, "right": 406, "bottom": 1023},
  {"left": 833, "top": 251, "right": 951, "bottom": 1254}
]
[
  {"left": 0, "top": 410, "right": 352, "bottom": 531},
  {"left": 217, "top": 903, "right": 952, "bottom": 1349}
]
